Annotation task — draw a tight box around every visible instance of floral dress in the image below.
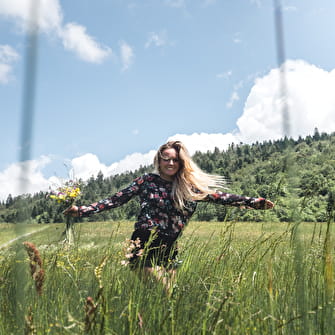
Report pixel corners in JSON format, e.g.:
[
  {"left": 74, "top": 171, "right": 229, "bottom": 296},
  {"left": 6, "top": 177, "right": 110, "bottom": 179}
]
[{"left": 78, "top": 173, "right": 265, "bottom": 267}]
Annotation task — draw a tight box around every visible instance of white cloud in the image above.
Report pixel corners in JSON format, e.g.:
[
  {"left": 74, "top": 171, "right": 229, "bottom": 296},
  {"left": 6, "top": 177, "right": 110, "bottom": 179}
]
[
  {"left": 0, "top": 156, "right": 53, "bottom": 200},
  {"left": 70, "top": 151, "right": 156, "bottom": 181},
  {"left": 0, "top": 44, "right": 19, "bottom": 84},
  {"left": 2, "top": 59, "right": 335, "bottom": 200},
  {"left": 216, "top": 70, "right": 232, "bottom": 79},
  {"left": 237, "top": 59, "right": 335, "bottom": 143},
  {"left": 119, "top": 41, "right": 134, "bottom": 71},
  {"left": 0, "top": 0, "right": 111, "bottom": 64},
  {"left": 0, "top": 45, "right": 19, "bottom": 63},
  {"left": 108, "top": 151, "right": 156, "bottom": 174},
  {"left": 165, "top": 0, "right": 185, "bottom": 8},
  {"left": 58, "top": 133, "right": 238, "bottom": 184},
  {"left": 70, "top": 153, "right": 111, "bottom": 180},
  {"left": 0, "top": 0, "right": 63, "bottom": 32},
  {"left": 202, "top": 0, "right": 217, "bottom": 7},
  {"left": 61, "top": 23, "right": 111, "bottom": 63},
  {"left": 232, "top": 32, "right": 242, "bottom": 44},
  {"left": 0, "top": 63, "right": 12, "bottom": 84},
  {"left": 66, "top": 133, "right": 238, "bottom": 183},
  {"left": 0, "top": 134, "right": 237, "bottom": 200},
  {"left": 283, "top": 6, "right": 297, "bottom": 12},
  {"left": 226, "top": 91, "right": 240, "bottom": 109},
  {"left": 250, "top": 0, "right": 262, "bottom": 8},
  {"left": 145, "top": 31, "right": 167, "bottom": 48}
]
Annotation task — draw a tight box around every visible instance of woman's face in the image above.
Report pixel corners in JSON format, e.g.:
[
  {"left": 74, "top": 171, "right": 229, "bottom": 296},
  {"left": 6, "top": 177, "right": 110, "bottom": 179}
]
[{"left": 159, "top": 148, "right": 180, "bottom": 181}]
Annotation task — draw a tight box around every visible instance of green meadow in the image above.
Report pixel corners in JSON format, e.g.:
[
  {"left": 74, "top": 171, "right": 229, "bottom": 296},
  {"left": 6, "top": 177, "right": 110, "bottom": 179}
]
[{"left": 1, "top": 220, "right": 334, "bottom": 334}]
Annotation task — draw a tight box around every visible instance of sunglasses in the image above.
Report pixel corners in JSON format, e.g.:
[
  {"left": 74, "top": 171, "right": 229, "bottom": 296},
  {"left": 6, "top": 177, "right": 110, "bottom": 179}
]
[{"left": 160, "top": 157, "right": 180, "bottom": 163}]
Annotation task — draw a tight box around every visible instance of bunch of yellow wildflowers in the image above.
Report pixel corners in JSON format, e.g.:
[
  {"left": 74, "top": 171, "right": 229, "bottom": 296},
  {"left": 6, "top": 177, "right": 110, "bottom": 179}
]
[
  {"left": 49, "top": 179, "right": 82, "bottom": 245},
  {"left": 49, "top": 180, "right": 82, "bottom": 206}
]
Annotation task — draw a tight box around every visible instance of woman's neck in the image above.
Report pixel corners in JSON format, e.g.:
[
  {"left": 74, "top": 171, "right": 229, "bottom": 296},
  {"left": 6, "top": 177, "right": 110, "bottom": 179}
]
[{"left": 159, "top": 173, "right": 174, "bottom": 182}]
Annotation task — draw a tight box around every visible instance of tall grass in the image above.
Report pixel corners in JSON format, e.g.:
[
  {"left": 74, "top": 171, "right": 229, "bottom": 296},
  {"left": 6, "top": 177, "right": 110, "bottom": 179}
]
[{"left": 0, "top": 221, "right": 334, "bottom": 334}]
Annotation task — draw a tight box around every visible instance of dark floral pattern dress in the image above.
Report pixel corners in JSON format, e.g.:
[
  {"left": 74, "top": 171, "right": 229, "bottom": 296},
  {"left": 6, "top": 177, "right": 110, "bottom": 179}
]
[
  {"left": 78, "top": 173, "right": 265, "bottom": 267},
  {"left": 79, "top": 173, "right": 265, "bottom": 269}
]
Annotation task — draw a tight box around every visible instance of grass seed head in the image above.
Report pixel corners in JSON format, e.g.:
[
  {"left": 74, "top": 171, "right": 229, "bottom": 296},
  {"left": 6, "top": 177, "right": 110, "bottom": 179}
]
[{"left": 23, "top": 241, "right": 45, "bottom": 295}]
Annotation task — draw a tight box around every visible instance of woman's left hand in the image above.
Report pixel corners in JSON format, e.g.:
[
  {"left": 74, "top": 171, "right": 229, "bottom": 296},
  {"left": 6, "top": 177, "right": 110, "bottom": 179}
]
[
  {"left": 63, "top": 205, "right": 80, "bottom": 217},
  {"left": 254, "top": 198, "right": 275, "bottom": 210}
]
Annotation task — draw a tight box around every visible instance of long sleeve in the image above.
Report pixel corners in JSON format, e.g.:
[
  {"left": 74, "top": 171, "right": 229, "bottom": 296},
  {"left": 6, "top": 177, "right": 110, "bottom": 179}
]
[
  {"left": 204, "top": 191, "right": 266, "bottom": 209},
  {"left": 78, "top": 177, "right": 142, "bottom": 217}
]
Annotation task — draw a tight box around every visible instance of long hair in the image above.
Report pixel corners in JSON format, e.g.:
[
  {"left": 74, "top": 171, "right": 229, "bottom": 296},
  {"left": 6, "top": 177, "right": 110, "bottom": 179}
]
[{"left": 154, "top": 141, "right": 226, "bottom": 210}]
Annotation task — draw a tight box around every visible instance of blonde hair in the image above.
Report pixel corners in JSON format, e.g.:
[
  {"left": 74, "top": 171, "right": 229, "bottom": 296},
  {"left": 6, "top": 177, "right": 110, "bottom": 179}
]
[{"left": 154, "top": 141, "right": 226, "bottom": 210}]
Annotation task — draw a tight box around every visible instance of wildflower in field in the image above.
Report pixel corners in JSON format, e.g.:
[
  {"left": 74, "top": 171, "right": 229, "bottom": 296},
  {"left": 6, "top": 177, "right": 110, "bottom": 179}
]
[
  {"left": 23, "top": 241, "right": 45, "bottom": 295},
  {"left": 49, "top": 179, "right": 82, "bottom": 208},
  {"left": 138, "top": 312, "right": 143, "bottom": 329},
  {"left": 94, "top": 256, "right": 108, "bottom": 288},
  {"left": 121, "top": 238, "right": 143, "bottom": 266},
  {"left": 25, "top": 307, "right": 36, "bottom": 335},
  {"left": 84, "top": 296, "right": 98, "bottom": 332}
]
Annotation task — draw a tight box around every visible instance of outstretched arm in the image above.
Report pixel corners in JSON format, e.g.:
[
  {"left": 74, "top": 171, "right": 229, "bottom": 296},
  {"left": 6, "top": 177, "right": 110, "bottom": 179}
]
[
  {"left": 64, "top": 175, "right": 144, "bottom": 217},
  {"left": 205, "top": 191, "right": 274, "bottom": 210}
]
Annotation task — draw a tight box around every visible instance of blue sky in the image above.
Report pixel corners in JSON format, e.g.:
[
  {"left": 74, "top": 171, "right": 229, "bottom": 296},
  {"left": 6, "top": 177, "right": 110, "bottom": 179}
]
[{"left": 1, "top": 0, "right": 335, "bottom": 200}]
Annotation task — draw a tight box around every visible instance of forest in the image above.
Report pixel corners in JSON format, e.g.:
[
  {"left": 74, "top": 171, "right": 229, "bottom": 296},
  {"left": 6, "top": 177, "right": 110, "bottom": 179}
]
[{"left": 1, "top": 130, "right": 335, "bottom": 224}]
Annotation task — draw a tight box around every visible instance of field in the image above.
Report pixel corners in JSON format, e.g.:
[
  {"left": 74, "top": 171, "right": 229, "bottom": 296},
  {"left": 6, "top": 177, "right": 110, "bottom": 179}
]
[{"left": 1, "top": 220, "right": 334, "bottom": 335}]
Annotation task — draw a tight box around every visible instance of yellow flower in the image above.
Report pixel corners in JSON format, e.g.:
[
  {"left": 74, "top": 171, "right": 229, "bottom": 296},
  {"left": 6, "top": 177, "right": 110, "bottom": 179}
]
[{"left": 49, "top": 181, "right": 82, "bottom": 204}]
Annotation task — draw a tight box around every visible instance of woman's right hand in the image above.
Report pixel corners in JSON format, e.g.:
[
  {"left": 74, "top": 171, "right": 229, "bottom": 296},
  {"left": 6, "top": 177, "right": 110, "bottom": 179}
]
[{"left": 63, "top": 205, "right": 80, "bottom": 217}]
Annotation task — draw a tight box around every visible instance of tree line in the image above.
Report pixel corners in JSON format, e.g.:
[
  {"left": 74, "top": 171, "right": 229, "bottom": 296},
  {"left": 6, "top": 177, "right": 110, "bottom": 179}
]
[{"left": 1, "top": 130, "right": 335, "bottom": 224}]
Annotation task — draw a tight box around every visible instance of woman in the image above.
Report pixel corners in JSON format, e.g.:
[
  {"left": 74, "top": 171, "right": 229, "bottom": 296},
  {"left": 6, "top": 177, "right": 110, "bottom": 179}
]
[{"left": 65, "top": 141, "right": 274, "bottom": 286}]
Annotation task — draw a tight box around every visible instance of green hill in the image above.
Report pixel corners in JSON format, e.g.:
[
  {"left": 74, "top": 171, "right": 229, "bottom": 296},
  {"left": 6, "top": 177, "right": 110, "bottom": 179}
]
[{"left": 1, "top": 130, "right": 335, "bottom": 224}]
